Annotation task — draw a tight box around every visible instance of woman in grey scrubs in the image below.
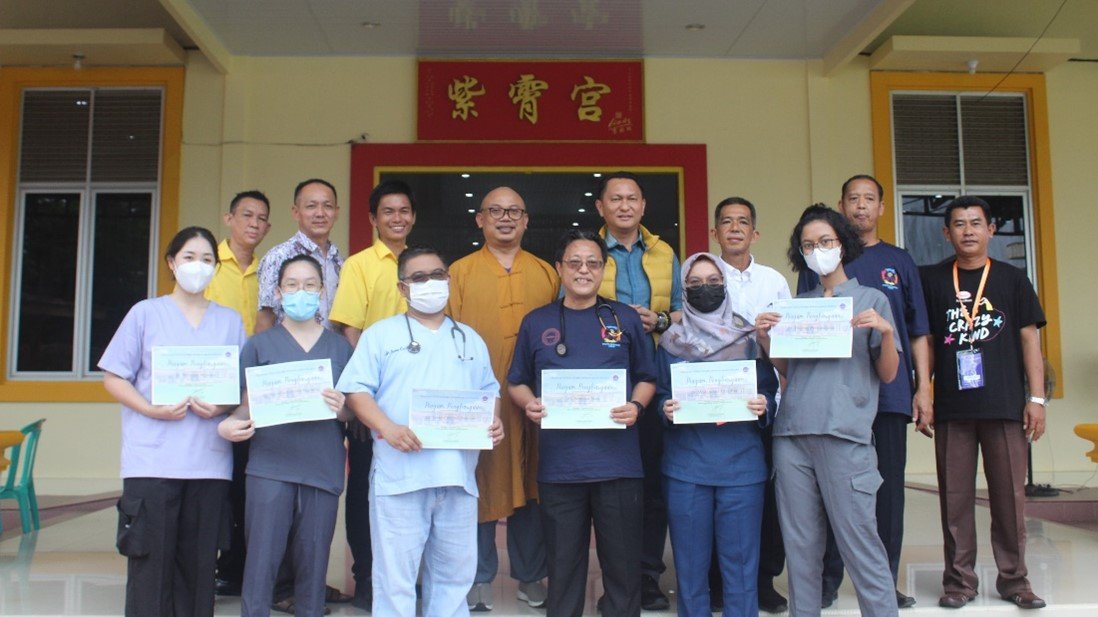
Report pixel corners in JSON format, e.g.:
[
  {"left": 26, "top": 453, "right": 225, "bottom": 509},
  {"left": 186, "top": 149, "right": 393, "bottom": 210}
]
[{"left": 754, "top": 205, "right": 901, "bottom": 617}]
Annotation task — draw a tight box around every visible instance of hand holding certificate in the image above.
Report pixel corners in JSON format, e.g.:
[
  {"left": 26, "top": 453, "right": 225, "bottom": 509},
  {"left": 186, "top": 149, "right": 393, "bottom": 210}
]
[
  {"left": 670, "top": 361, "right": 758, "bottom": 424},
  {"left": 541, "top": 369, "right": 626, "bottom": 430},
  {"left": 768, "top": 297, "right": 853, "bottom": 358},
  {"left": 151, "top": 346, "right": 240, "bottom": 405},
  {"left": 246, "top": 359, "right": 335, "bottom": 428},
  {"left": 409, "top": 389, "right": 495, "bottom": 450}
]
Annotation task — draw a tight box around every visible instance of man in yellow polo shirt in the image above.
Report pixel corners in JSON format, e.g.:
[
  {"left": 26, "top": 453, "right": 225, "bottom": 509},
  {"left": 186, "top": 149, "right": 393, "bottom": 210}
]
[
  {"left": 329, "top": 179, "right": 416, "bottom": 611},
  {"left": 206, "top": 190, "right": 272, "bottom": 335},
  {"left": 207, "top": 190, "right": 271, "bottom": 596}
]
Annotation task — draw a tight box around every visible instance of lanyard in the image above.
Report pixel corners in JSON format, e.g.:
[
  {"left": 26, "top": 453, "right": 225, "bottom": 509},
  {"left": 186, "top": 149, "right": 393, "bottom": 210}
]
[{"left": 952, "top": 259, "right": 991, "bottom": 339}]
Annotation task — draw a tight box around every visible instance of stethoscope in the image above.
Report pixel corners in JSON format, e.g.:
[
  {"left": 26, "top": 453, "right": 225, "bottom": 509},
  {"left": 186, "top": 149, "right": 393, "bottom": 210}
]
[
  {"left": 555, "top": 296, "right": 622, "bottom": 357},
  {"left": 404, "top": 313, "right": 472, "bottom": 361}
]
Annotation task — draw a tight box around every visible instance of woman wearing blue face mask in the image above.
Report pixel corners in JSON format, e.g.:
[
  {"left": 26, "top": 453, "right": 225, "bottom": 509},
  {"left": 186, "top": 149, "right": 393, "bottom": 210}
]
[{"left": 218, "top": 254, "right": 355, "bottom": 617}]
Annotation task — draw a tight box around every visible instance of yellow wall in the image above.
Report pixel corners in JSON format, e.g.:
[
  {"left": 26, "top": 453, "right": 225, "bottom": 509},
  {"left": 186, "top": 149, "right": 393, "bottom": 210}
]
[{"left": 8, "top": 52, "right": 1096, "bottom": 484}]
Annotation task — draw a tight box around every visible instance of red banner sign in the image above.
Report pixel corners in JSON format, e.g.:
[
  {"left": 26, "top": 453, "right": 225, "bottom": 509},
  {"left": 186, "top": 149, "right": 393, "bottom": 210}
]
[{"left": 417, "top": 60, "right": 643, "bottom": 142}]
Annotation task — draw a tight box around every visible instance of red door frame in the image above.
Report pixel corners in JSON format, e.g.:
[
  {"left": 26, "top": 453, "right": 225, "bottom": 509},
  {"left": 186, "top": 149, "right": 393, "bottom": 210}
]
[{"left": 349, "top": 143, "right": 708, "bottom": 256}]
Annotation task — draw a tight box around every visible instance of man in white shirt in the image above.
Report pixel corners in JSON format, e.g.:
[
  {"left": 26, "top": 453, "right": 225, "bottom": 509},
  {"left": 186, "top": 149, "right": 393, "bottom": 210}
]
[{"left": 712, "top": 196, "right": 792, "bottom": 614}]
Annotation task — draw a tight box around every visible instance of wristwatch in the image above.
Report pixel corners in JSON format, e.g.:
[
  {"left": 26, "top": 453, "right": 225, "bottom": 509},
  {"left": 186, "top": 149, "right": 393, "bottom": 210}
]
[
  {"left": 654, "top": 311, "right": 671, "bottom": 333},
  {"left": 1028, "top": 396, "right": 1048, "bottom": 407}
]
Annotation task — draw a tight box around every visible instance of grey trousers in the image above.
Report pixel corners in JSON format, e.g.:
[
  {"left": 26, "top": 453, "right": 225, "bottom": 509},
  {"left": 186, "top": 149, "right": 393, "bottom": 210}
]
[
  {"left": 475, "top": 500, "right": 549, "bottom": 584},
  {"left": 241, "top": 476, "right": 339, "bottom": 617},
  {"left": 774, "top": 435, "right": 897, "bottom": 617}
]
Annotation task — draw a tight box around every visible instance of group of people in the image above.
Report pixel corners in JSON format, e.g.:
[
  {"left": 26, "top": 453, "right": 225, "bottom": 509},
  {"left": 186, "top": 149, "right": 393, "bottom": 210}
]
[{"left": 100, "top": 171, "right": 1049, "bottom": 617}]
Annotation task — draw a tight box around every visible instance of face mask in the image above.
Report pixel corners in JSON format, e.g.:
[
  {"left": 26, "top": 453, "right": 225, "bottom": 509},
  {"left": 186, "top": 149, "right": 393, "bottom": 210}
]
[
  {"left": 685, "top": 284, "right": 726, "bottom": 314},
  {"left": 281, "top": 290, "right": 320, "bottom": 322},
  {"left": 805, "top": 245, "right": 842, "bottom": 277},
  {"left": 408, "top": 278, "right": 450, "bottom": 314},
  {"left": 174, "top": 261, "right": 215, "bottom": 294}
]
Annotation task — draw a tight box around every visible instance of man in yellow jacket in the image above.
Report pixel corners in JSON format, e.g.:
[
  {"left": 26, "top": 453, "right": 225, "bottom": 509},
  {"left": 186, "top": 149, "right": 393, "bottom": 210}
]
[{"left": 595, "top": 171, "right": 682, "bottom": 611}]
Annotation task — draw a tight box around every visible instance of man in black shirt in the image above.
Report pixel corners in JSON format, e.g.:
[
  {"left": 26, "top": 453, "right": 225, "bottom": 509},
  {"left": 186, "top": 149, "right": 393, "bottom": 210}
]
[{"left": 920, "top": 197, "right": 1047, "bottom": 611}]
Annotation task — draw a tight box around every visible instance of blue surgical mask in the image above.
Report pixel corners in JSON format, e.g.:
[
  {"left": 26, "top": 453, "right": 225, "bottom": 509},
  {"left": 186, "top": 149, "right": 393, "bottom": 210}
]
[{"left": 281, "top": 290, "right": 320, "bottom": 322}]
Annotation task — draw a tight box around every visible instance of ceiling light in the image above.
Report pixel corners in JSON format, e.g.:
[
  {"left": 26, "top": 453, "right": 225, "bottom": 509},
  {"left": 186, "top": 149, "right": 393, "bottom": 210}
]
[
  {"left": 592, "top": 173, "right": 602, "bottom": 178},
  {"left": 572, "top": 222, "right": 579, "bottom": 227},
  {"left": 584, "top": 192, "right": 593, "bottom": 197},
  {"left": 72, "top": 53, "right": 84, "bottom": 70},
  {"left": 578, "top": 208, "right": 586, "bottom": 213},
  {"left": 685, "top": 23, "right": 705, "bottom": 31},
  {"left": 461, "top": 173, "right": 470, "bottom": 178},
  {"left": 467, "top": 209, "right": 475, "bottom": 213},
  {"left": 360, "top": 21, "right": 381, "bottom": 29},
  {"left": 472, "top": 241, "right": 480, "bottom": 246},
  {"left": 465, "top": 193, "right": 474, "bottom": 198}
]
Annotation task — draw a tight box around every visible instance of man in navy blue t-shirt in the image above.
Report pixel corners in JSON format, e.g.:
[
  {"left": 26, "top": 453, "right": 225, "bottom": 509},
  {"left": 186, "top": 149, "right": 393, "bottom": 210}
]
[{"left": 797, "top": 175, "right": 931, "bottom": 610}]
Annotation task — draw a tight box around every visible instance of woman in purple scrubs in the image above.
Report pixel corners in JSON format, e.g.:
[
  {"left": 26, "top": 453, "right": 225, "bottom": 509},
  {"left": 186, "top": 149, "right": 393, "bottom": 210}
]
[{"left": 99, "top": 226, "right": 246, "bottom": 617}]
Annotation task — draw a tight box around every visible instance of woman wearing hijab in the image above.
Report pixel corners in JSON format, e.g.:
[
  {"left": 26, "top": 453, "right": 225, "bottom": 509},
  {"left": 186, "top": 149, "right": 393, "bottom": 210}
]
[{"left": 656, "top": 252, "right": 777, "bottom": 617}]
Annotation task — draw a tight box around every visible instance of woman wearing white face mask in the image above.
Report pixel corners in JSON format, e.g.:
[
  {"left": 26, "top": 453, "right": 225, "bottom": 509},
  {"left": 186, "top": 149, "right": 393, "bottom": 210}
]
[
  {"left": 99, "top": 226, "right": 246, "bottom": 617},
  {"left": 754, "top": 205, "right": 901, "bottom": 617}
]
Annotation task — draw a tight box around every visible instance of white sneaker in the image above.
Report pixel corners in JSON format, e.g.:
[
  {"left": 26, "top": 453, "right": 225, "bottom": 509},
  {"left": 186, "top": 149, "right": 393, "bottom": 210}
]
[
  {"left": 517, "top": 580, "right": 548, "bottom": 608},
  {"left": 467, "top": 582, "right": 493, "bottom": 612}
]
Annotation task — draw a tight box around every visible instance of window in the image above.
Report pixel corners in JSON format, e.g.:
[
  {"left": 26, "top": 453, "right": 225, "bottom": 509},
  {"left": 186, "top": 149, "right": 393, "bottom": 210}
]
[
  {"left": 8, "top": 88, "right": 161, "bottom": 379},
  {"left": 892, "top": 92, "right": 1036, "bottom": 280}
]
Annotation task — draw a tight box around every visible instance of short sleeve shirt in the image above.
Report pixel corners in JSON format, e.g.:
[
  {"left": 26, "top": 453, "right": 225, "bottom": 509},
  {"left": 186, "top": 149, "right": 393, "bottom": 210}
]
[
  {"left": 507, "top": 299, "right": 657, "bottom": 483},
  {"left": 240, "top": 325, "right": 354, "bottom": 495},
  {"left": 98, "top": 296, "right": 246, "bottom": 480},
  {"left": 920, "top": 258, "right": 1045, "bottom": 423},
  {"left": 328, "top": 242, "right": 406, "bottom": 331},
  {"left": 205, "top": 240, "right": 262, "bottom": 335},
  {"left": 798, "top": 242, "right": 929, "bottom": 415},
  {"left": 774, "top": 279, "right": 901, "bottom": 445},
  {"left": 257, "top": 231, "right": 344, "bottom": 330},
  {"left": 336, "top": 314, "right": 500, "bottom": 497}
]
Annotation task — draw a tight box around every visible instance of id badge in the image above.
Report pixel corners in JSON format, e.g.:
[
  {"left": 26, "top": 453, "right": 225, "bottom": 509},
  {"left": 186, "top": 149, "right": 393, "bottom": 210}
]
[{"left": 956, "top": 349, "right": 985, "bottom": 390}]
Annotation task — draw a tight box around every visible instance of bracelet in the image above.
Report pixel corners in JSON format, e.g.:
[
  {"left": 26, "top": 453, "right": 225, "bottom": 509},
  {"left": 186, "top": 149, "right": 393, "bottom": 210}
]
[{"left": 629, "top": 400, "right": 645, "bottom": 416}]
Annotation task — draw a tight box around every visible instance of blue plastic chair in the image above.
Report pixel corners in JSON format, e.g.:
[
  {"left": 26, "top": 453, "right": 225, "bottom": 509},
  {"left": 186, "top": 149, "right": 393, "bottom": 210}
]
[{"left": 0, "top": 419, "right": 45, "bottom": 535}]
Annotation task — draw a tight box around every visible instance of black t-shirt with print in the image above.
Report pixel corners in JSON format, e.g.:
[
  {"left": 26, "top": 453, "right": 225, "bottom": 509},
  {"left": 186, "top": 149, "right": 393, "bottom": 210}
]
[{"left": 920, "top": 258, "right": 1045, "bottom": 422}]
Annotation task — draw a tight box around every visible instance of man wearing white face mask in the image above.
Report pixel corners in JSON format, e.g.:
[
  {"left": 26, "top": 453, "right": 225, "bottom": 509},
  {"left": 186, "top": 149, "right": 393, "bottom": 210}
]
[
  {"left": 338, "top": 246, "right": 505, "bottom": 616},
  {"left": 796, "top": 177, "right": 930, "bottom": 611}
]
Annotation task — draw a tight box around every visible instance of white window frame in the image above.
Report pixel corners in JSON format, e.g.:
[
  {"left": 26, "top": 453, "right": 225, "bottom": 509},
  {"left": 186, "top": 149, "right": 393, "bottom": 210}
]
[{"left": 7, "top": 87, "right": 163, "bottom": 380}]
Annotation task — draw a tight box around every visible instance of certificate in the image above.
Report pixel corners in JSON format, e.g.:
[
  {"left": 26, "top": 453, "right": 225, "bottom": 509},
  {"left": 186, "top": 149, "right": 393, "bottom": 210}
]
[
  {"left": 541, "top": 369, "right": 626, "bottom": 430},
  {"left": 245, "top": 359, "right": 335, "bottom": 428},
  {"left": 671, "top": 360, "right": 758, "bottom": 424},
  {"left": 409, "top": 389, "right": 495, "bottom": 450},
  {"left": 151, "top": 345, "right": 240, "bottom": 405},
  {"left": 769, "top": 298, "right": 853, "bottom": 358}
]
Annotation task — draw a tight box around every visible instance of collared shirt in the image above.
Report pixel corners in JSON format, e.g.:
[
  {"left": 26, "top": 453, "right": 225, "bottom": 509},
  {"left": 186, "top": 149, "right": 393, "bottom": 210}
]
[
  {"left": 336, "top": 314, "right": 499, "bottom": 498},
  {"left": 257, "top": 230, "right": 344, "bottom": 330},
  {"left": 329, "top": 242, "right": 406, "bottom": 332},
  {"left": 205, "top": 240, "right": 262, "bottom": 335},
  {"left": 98, "top": 296, "right": 246, "bottom": 480},
  {"left": 604, "top": 232, "right": 683, "bottom": 311},
  {"left": 774, "top": 278, "right": 901, "bottom": 445},
  {"left": 719, "top": 254, "right": 792, "bottom": 322}
]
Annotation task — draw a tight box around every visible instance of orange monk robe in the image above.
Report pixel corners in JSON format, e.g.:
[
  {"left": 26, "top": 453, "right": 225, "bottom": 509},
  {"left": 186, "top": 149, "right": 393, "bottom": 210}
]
[{"left": 447, "top": 247, "right": 560, "bottom": 523}]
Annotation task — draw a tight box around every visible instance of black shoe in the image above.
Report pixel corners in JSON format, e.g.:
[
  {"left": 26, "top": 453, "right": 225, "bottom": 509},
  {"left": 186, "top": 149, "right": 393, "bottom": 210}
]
[
  {"left": 214, "top": 578, "right": 242, "bottom": 597},
  {"left": 641, "top": 575, "right": 670, "bottom": 611},
  {"left": 896, "top": 590, "right": 916, "bottom": 609},
  {"left": 821, "top": 589, "right": 838, "bottom": 609},
  {"left": 351, "top": 586, "right": 372, "bottom": 612},
  {"left": 758, "top": 585, "right": 788, "bottom": 613},
  {"left": 710, "top": 594, "right": 723, "bottom": 613}
]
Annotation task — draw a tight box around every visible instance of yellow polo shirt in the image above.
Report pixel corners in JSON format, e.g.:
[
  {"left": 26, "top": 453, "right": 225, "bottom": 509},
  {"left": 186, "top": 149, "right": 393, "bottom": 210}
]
[
  {"left": 329, "top": 242, "right": 406, "bottom": 331},
  {"left": 205, "top": 240, "right": 261, "bottom": 335}
]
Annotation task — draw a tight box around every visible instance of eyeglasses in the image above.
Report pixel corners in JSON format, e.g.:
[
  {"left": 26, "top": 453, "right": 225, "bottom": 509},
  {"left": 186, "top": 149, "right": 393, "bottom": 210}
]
[
  {"left": 562, "top": 259, "right": 604, "bottom": 272},
  {"left": 799, "top": 237, "right": 839, "bottom": 255},
  {"left": 402, "top": 268, "right": 450, "bottom": 284},
  {"left": 281, "top": 279, "right": 321, "bottom": 293},
  {"left": 684, "top": 277, "right": 724, "bottom": 290},
  {"left": 482, "top": 206, "right": 526, "bottom": 220}
]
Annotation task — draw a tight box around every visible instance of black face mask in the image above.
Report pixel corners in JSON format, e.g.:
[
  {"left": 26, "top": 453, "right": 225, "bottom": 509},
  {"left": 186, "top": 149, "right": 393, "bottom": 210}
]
[{"left": 685, "top": 284, "right": 726, "bottom": 313}]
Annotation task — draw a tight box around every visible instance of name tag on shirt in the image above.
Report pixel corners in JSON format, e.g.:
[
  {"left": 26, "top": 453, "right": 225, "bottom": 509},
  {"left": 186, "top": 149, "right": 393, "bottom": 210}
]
[{"left": 956, "top": 349, "right": 985, "bottom": 390}]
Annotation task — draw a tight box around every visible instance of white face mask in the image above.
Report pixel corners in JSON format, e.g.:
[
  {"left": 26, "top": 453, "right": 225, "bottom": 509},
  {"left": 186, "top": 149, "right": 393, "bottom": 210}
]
[
  {"left": 804, "top": 245, "right": 842, "bottom": 277},
  {"left": 408, "top": 278, "right": 449, "bottom": 314},
  {"left": 174, "top": 261, "right": 215, "bottom": 294}
]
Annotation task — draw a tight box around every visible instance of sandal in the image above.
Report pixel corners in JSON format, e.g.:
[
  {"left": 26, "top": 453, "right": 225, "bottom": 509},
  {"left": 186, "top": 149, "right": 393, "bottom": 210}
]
[
  {"left": 325, "top": 585, "right": 353, "bottom": 603},
  {"left": 271, "top": 598, "right": 331, "bottom": 615}
]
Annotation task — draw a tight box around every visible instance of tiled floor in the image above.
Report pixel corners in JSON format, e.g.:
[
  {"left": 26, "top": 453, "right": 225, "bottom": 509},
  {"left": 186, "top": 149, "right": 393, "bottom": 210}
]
[{"left": 2, "top": 489, "right": 1097, "bottom": 615}]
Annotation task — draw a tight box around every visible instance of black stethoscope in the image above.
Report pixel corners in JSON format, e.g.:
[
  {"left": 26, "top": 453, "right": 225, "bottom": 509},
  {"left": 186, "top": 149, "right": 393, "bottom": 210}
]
[
  {"left": 555, "top": 297, "right": 622, "bottom": 357},
  {"left": 404, "top": 313, "right": 472, "bottom": 361}
]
